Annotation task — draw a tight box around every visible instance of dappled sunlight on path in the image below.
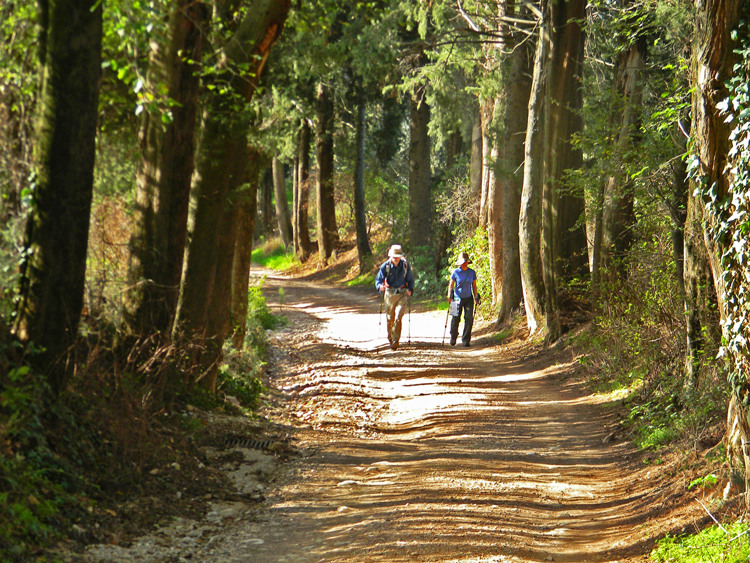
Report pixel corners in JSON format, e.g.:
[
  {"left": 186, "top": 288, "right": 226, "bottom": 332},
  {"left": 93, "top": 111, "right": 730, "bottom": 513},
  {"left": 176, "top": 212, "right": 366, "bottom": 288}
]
[{"left": 194, "top": 270, "right": 704, "bottom": 563}]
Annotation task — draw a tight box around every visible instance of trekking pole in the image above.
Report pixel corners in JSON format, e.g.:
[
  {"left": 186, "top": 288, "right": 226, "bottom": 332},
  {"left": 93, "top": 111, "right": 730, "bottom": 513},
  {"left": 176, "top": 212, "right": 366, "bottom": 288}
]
[
  {"left": 408, "top": 294, "right": 411, "bottom": 346},
  {"left": 377, "top": 289, "right": 385, "bottom": 345},
  {"left": 442, "top": 308, "right": 450, "bottom": 346}
]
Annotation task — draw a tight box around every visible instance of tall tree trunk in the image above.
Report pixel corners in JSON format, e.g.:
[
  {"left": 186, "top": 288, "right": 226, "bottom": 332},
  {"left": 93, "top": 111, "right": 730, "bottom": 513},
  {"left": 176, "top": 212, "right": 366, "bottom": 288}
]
[
  {"left": 272, "top": 156, "right": 293, "bottom": 248},
  {"left": 124, "top": 1, "right": 209, "bottom": 336},
  {"left": 688, "top": 0, "right": 744, "bottom": 503},
  {"left": 296, "top": 120, "right": 313, "bottom": 260},
  {"left": 478, "top": 97, "right": 495, "bottom": 230},
  {"left": 542, "top": 0, "right": 587, "bottom": 341},
  {"left": 599, "top": 35, "right": 647, "bottom": 279},
  {"left": 469, "top": 108, "right": 483, "bottom": 224},
  {"left": 519, "top": 5, "right": 549, "bottom": 336},
  {"left": 354, "top": 86, "right": 372, "bottom": 273},
  {"left": 487, "top": 98, "right": 503, "bottom": 306},
  {"left": 316, "top": 81, "right": 338, "bottom": 262},
  {"left": 13, "top": 0, "right": 102, "bottom": 393},
  {"left": 498, "top": 34, "right": 533, "bottom": 326},
  {"left": 231, "top": 148, "right": 261, "bottom": 350},
  {"left": 258, "top": 167, "right": 275, "bottom": 237},
  {"left": 201, "top": 145, "right": 247, "bottom": 390},
  {"left": 436, "top": 129, "right": 464, "bottom": 272},
  {"left": 172, "top": 0, "right": 290, "bottom": 390},
  {"left": 409, "top": 92, "right": 432, "bottom": 251}
]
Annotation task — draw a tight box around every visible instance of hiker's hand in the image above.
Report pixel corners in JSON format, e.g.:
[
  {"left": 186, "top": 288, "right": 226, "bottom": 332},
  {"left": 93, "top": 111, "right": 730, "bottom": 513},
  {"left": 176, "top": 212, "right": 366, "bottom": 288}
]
[
  {"left": 378, "top": 284, "right": 384, "bottom": 292},
  {"left": 408, "top": 290, "right": 412, "bottom": 297},
  {"left": 475, "top": 293, "right": 481, "bottom": 306}
]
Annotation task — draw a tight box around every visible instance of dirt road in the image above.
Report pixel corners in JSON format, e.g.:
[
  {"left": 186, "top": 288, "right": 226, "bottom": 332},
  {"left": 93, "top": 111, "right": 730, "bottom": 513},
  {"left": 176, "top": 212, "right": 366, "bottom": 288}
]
[
  {"left": 197, "top": 271, "right": 704, "bottom": 563},
  {"left": 83, "top": 270, "right": 706, "bottom": 563}
]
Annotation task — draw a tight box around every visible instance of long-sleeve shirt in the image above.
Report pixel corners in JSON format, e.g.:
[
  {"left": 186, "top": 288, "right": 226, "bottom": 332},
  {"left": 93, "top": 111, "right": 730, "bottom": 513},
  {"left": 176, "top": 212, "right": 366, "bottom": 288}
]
[{"left": 375, "top": 258, "right": 415, "bottom": 292}]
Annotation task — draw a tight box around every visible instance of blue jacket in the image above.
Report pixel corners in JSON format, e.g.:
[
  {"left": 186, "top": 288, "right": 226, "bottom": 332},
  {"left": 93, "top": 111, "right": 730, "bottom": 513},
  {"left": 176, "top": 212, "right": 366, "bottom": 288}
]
[{"left": 375, "top": 258, "right": 414, "bottom": 292}]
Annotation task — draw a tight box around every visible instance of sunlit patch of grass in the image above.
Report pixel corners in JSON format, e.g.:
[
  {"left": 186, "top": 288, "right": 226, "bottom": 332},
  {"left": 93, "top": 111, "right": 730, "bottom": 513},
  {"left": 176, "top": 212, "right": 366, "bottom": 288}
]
[
  {"left": 651, "top": 522, "right": 750, "bottom": 562},
  {"left": 251, "top": 238, "right": 298, "bottom": 271},
  {"left": 346, "top": 273, "right": 375, "bottom": 287}
]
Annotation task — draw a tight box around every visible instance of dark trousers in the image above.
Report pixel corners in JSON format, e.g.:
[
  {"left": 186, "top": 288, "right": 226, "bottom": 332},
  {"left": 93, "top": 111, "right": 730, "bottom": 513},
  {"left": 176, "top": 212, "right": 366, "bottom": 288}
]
[{"left": 450, "top": 297, "right": 474, "bottom": 345}]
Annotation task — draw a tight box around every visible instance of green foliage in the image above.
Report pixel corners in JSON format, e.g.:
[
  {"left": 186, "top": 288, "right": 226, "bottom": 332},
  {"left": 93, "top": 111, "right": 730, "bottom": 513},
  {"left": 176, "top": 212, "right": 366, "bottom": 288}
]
[
  {"left": 0, "top": 366, "right": 82, "bottom": 561},
  {"left": 217, "top": 344, "right": 265, "bottom": 412},
  {"left": 705, "top": 24, "right": 750, "bottom": 403},
  {"left": 216, "top": 277, "right": 284, "bottom": 411},
  {"left": 447, "top": 228, "right": 492, "bottom": 317},
  {"left": 346, "top": 273, "right": 376, "bottom": 287},
  {"left": 688, "top": 473, "right": 718, "bottom": 491},
  {"left": 651, "top": 522, "right": 750, "bottom": 562},
  {"left": 252, "top": 238, "right": 300, "bottom": 271}
]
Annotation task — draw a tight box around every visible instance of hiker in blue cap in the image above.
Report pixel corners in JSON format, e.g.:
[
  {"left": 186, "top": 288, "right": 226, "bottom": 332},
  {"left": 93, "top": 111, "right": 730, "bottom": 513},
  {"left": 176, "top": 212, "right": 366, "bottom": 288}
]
[
  {"left": 375, "top": 244, "right": 414, "bottom": 350},
  {"left": 447, "top": 252, "right": 480, "bottom": 347}
]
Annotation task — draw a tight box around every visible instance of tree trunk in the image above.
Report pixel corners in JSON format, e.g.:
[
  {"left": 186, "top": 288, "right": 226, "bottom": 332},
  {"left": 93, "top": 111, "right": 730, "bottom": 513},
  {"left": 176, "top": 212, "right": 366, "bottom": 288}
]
[
  {"left": 498, "top": 34, "right": 532, "bottom": 326},
  {"left": 201, "top": 145, "right": 247, "bottom": 391},
  {"left": 469, "top": 109, "right": 483, "bottom": 224},
  {"left": 487, "top": 98, "right": 503, "bottom": 306},
  {"left": 316, "top": 81, "right": 338, "bottom": 262},
  {"left": 124, "top": 1, "right": 209, "bottom": 336},
  {"left": 478, "top": 97, "right": 495, "bottom": 230},
  {"left": 296, "top": 120, "right": 313, "bottom": 260},
  {"left": 354, "top": 86, "right": 372, "bottom": 273},
  {"left": 542, "top": 0, "right": 587, "bottom": 341},
  {"left": 258, "top": 167, "right": 275, "bottom": 237},
  {"left": 272, "top": 156, "right": 293, "bottom": 248},
  {"left": 12, "top": 0, "right": 102, "bottom": 393},
  {"left": 519, "top": 5, "right": 549, "bottom": 336},
  {"left": 409, "top": 92, "right": 432, "bottom": 252},
  {"left": 231, "top": 149, "right": 261, "bottom": 350},
  {"left": 172, "top": 0, "right": 290, "bottom": 390},
  {"left": 599, "top": 34, "right": 647, "bottom": 279},
  {"left": 688, "top": 0, "right": 744, "bottom": 504}
]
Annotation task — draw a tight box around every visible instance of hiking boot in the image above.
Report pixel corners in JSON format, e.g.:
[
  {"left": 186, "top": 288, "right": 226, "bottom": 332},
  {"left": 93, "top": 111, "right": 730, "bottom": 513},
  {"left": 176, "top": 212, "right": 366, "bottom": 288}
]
[
  {"left": 449, "top": 339, "right": 456, "bottom": 346},
  {"left": 390, "top": 341, "right": 399, "bottom": 350},
  {"left": 462, "top": 342, "right": 471, "bottom": 347}
]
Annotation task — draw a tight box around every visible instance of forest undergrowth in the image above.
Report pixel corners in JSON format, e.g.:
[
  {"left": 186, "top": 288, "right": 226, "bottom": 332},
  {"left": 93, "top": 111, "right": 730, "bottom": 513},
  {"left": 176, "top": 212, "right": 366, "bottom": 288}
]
[{"left": 0, "top": 277, "right": 278, "bottom": 562}]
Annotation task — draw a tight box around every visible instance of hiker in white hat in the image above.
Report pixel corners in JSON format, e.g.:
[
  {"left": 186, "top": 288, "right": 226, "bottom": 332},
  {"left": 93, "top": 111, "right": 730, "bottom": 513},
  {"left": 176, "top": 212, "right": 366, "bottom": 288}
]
[
  {"left": 375, "top": 244, "right": 414, "bottom": 350},
  {"left": 447, "top": 251, "right": 480, "bottom": 347}
]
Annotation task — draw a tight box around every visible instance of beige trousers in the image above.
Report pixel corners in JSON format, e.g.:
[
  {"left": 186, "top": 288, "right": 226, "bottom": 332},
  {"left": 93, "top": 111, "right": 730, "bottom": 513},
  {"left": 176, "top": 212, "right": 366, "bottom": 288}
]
[{"left": 384, "top": 289, "right": 408, "bottom": 344}]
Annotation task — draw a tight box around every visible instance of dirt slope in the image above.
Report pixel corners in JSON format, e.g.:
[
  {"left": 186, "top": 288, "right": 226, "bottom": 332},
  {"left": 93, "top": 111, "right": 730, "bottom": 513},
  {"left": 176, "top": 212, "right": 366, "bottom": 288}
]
[{"left": 79, "top": 268, "right": 719, "bottom": 563}]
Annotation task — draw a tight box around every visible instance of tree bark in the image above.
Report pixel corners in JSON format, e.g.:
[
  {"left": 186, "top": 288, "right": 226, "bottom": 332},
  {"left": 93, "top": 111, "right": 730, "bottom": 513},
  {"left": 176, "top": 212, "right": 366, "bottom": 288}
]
[
  {"left": 519, "top": 5, "right": 549, "bottom": 336},
  {"left": 409, "top": 92, "right": 432, "bottom": 252},
  {"left": 13, "top": 0, "right": 102, "bottom": 393},
  {"left": 231, "top": 149, "right": 261, "bottom": 350},
  {"left": 354, "top": 86, "right": 372, "bottom": 273},
  {"left": 487, "top": 99, "right": 503, "bottom": 306},
  {"left": 258, "top": 167, "right": 275, "bottom": 237},
  {"left": 316, "top": 81, "right": 338, "bottom": 262},
  {"left": 469, "top": 108, "right": 483, "bottom": 224},
  {"left": 498, "top": 33, "right": 532, "bottom": 326},
  {"left": 688, "top": 0, "right": 744, "bottom": 504},
  {"left": 598, "top": 31, "right": 647, "bottom": 282},
  {"left": 172, "top": 0, "right": 290, "bottom": 390},
  {"left": 542, "top": 0, "right": 587, "bottom": 341},
  {"left": 478, "top": 97, "right": 495, "bottom": 230},
  {"left": 295, "top": 120, "right": 313, "bottom": 260},
  {"left": 124, "top": 1, "right": 209, "bottom": 336},
  {"left": 273, "top": 156, "right": 293, "bottom": 248}
]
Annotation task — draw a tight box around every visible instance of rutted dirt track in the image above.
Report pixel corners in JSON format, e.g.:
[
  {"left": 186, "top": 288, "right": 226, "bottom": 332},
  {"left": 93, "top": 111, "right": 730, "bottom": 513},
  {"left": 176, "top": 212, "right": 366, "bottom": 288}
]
[
  {"left": 82, "top": 269, "right": 710, "bottom": 563},
  {"left": 196, "top": 271, "right": 705, "bottom": 563}
]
